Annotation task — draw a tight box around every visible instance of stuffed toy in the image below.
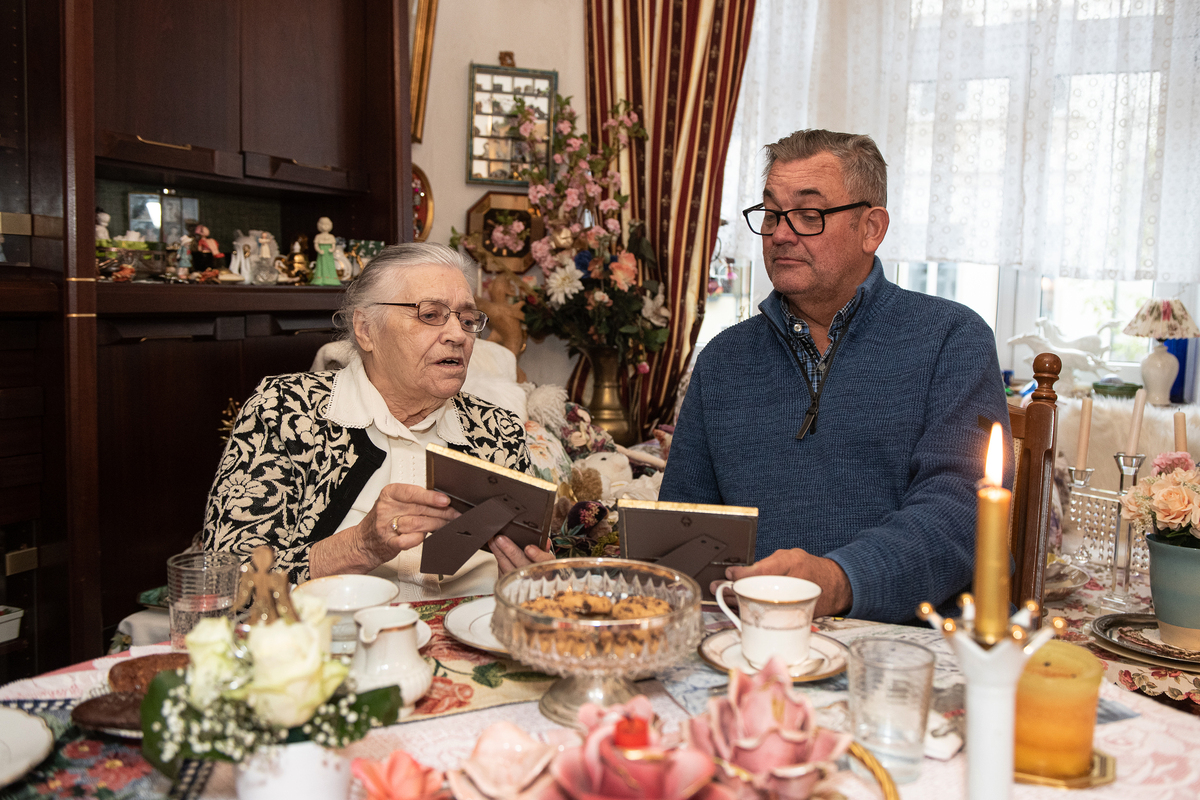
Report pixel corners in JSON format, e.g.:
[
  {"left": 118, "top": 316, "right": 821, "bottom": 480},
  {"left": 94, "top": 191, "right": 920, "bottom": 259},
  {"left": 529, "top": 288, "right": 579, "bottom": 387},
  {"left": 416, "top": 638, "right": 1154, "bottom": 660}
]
[{"left": 578, "top": 451, "right": 633, "bottom": 505}]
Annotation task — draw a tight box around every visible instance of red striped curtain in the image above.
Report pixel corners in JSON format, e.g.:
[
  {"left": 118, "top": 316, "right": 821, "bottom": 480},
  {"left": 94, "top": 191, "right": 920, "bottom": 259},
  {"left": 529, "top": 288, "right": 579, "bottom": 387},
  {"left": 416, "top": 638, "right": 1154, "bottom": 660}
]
[{"left": 573, "top": 0, "right": 756, "bottom": 437}]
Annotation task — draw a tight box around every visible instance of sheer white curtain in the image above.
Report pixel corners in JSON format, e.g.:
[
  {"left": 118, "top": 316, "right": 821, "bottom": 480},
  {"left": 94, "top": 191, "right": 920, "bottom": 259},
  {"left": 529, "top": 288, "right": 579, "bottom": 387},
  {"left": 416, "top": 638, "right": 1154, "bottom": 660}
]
[{"left": 721, "top": 0, "right": 1200, "bottom": 292}]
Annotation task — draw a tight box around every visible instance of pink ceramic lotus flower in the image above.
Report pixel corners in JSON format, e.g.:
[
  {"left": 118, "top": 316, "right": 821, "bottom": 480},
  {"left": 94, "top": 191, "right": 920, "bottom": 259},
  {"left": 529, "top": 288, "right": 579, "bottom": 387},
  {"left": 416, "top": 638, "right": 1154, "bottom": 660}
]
[
  {"left": 550, "top": 697, "right": 735, "bottom": 800},
  {"left": 686, "top": 657, "right": 851, "bottom": 800},
  {"left": 446, "top": 721, "right": 566, "bottom": 800},
  {"left": 352, "top": 750, "right": 445, "bottom": 800}
]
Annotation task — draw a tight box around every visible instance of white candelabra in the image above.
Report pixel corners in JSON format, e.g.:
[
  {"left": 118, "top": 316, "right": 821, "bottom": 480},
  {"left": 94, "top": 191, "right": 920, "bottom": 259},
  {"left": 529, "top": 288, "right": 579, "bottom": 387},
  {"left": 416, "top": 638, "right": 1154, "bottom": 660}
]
[{"left": 919, "top": 597, "right": 1064, "bottom": 800}]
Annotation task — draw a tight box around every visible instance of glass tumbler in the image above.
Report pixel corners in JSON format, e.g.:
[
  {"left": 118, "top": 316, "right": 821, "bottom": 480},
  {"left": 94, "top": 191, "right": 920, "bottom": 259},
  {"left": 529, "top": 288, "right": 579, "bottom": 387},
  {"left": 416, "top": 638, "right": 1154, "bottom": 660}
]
[
  {"left": 848, "top": 637, "right": 936, "bottom": 784},
  {"left": 167, "top": 551, "right": 240, "bottom": 649}
]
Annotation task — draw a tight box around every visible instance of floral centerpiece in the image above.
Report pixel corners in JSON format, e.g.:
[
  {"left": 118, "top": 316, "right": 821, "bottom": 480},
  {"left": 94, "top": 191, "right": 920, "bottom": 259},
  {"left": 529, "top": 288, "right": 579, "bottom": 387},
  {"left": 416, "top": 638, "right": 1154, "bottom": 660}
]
[
  {"left": 1120, "top": 452, "right": 1200, "bottom": 547},
  {"left": 1121, "top": 450, "right": 1200, "bottom": 650},
  {"left": 510, "top": 95, "right": 670, "bottom": 372},
  {"left": 142, "top": 594, "right": 401, "bottom": 781}
]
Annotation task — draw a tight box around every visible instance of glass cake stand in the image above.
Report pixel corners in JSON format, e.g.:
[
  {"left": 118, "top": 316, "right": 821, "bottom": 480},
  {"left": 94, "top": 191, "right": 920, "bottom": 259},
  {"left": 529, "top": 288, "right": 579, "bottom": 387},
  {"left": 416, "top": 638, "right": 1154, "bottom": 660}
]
[{"left": 491, "top": 558, "right": 703, "bottom": 727}]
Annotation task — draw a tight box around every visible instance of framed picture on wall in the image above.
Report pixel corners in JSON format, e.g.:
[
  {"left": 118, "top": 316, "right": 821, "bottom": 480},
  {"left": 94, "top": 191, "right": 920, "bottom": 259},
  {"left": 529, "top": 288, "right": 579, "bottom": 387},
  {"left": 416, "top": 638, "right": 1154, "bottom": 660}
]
[{"left": 466, "top": 63, "right": 556, "bottom": 188}]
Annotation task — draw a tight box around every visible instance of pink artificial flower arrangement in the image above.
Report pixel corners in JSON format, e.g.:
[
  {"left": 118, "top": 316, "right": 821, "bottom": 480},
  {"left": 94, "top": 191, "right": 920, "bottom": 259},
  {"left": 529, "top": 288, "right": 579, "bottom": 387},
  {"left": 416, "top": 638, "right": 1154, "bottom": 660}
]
[
  {"left": 1121, "top": 456, "right": 1200, "bottom": 546},
  {"left": 510, "top": 93, "right": 668, "bottom": 372},
  {"left": 686, "top": 658, "right": 852, "bottom": 799},
  {"left": 1152, "top": 451, "right": 1196, "bottom": 476}
]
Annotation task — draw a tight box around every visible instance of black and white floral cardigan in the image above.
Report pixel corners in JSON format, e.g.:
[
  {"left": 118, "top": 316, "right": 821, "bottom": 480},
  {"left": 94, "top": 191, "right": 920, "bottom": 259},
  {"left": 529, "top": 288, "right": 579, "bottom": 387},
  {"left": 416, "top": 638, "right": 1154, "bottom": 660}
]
[{"left": 202, "top": 371, "right": 532, "bottom": 582}]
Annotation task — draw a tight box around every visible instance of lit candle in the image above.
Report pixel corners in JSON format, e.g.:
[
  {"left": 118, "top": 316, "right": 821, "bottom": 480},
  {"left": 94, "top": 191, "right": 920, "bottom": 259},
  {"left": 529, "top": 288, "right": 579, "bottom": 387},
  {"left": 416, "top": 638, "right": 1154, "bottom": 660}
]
[
  {"left": 974, "top": 422, "right": 1011, "bottom": 646},
  {"left": 1075, "top": 397, "right": 1092, "bottom": 469},
  {"left": 1014, "top": 640, "right": 1102, "bottom": 779},
  {"left": 1175, "top": 411, "right": 1187, "bottom": 452},
  {"left": 1125, "top": 388, "right": 1147, "bottom": 455}
]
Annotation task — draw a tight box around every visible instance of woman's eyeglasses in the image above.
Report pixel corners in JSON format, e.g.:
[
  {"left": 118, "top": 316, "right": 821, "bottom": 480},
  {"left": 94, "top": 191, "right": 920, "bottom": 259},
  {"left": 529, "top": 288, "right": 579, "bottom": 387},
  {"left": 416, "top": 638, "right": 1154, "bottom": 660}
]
[{"left": 373, "top": 300, "right": 489, "bottom": 333}]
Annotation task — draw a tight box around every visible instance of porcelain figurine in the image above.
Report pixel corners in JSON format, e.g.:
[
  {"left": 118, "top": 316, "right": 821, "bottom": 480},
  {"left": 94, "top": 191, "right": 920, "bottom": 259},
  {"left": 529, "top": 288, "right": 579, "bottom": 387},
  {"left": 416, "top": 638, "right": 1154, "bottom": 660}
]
[
  {"left": 333, "top": 238, "right": 352, "bottom": 281},
  {"left": 194, "top": 224, "right": 224, "bottom": 258},
  {"left": 310, "top": 217, "right": 341, "bottom": 286},
  {"left": 258, "top": 230, "right": 274, "bottom": 259},
  {"left": 175, "top": 234, "right": 193, "bottom": 278},
  {"left": 95, "top": 210, "right": 111, "bottom": 241}
]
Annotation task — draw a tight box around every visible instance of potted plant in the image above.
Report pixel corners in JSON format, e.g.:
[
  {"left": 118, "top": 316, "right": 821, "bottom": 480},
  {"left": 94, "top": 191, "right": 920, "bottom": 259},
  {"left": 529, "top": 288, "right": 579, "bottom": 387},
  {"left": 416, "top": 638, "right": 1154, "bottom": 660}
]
[{"left": 1120, "top": 451, "right": 1200, "bottom": 649}]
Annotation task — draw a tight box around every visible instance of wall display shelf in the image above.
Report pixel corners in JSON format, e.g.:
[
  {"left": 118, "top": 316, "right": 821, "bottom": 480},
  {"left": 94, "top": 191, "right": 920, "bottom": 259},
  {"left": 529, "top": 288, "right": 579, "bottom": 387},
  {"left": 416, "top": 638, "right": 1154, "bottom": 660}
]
[
  {"left": 466, "top": 64, "right": 556, "bottom": 187},
  {"left": 0, "top": 0, "right": 414, "bottom": 677}
]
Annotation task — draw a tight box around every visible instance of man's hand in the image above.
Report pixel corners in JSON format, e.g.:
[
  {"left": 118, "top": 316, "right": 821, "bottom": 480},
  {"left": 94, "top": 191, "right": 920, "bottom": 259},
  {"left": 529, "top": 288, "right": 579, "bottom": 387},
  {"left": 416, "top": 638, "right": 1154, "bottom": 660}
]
[
  {"left": 714, "top": 548, "right": 853, "bottom": 618},
  {"left": 490, "top": 534, "right": 555, "bottom": 576}
]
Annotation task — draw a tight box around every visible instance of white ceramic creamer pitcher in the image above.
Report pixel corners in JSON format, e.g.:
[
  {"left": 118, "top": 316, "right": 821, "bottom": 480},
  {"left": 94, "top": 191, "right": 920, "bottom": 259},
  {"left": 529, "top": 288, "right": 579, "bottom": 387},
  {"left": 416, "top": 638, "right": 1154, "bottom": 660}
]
[{"left": 351, "top": 604, "right": 432, "bottom": 718}]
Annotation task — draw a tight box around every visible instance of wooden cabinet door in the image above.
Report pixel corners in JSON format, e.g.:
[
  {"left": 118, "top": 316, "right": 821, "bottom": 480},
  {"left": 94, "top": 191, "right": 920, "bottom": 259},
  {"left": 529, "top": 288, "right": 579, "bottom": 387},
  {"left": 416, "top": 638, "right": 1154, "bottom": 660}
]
[
  {"left": 94, "top": 0, "right": 241, "bottom": 174},
  {"left": 240, "top": 0, "right": 365, "bottom": 178}
]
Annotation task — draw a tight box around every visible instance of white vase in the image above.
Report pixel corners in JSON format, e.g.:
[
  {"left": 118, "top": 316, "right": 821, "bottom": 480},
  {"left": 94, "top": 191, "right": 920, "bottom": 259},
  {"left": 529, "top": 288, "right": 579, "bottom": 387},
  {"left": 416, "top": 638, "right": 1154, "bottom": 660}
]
[
  {"left": 1141, "top": 341, "right": 1179, "bottom": 406},
  {"left": 236, "top": 741, "right": 351, "bottom": 800}
]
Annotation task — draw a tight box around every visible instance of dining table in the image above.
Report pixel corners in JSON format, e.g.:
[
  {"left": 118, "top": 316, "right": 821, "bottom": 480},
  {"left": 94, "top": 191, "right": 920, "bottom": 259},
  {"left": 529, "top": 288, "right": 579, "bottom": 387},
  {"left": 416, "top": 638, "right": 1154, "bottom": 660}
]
[{"left": 3, "top": 574, "right": 1200, "bottom": 800}]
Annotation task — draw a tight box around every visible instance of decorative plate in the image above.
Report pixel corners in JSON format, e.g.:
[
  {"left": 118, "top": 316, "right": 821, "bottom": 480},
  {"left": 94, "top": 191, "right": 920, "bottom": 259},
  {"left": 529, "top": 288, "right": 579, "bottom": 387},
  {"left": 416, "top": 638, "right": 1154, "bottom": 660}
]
[
  {"left": 443, "top": 596, "right": 509, "bottom": 656},
  {"left": 0, "top": 707, "right": 54, "bottom": 787},
  {"left": 698, "top": 630, "right": 849, "bottom": 682},
  {"left": 1044, "top": 563, "right": 1090, "bottom": 602},
  {"left": 1092, "top": 613, "right": 1200, "bottom": 670},
  {"left": 74, "top": 685, "right": 143, "bottom": 739}
]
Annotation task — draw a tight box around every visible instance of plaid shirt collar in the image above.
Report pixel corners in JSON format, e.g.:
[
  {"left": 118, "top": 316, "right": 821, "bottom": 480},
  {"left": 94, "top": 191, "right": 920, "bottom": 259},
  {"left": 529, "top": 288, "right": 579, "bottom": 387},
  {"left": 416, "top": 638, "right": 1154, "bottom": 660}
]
[{"left": 780, "top": 266, "right": 880, "bottom": 387}]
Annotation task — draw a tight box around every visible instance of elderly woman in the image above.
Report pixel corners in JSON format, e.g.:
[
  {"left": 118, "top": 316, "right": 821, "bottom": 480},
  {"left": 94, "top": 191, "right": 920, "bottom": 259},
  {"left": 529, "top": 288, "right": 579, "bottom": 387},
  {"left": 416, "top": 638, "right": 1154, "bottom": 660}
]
[{"left": 203, "top": 242, "right": 549, "bottom": 599}]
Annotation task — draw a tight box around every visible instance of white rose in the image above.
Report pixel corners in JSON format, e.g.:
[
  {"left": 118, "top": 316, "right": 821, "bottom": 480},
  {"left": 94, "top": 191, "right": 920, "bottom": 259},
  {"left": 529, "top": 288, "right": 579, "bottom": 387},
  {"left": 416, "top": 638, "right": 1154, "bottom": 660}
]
[
  {"left": 185, "top": 617, "right": 243, "bottom": 706},
  {"left": 240, "top": 619, "right": 348, "bottom": 728},
  {"left": 291, "top": 593, "right": 334, "bottom": 654}
]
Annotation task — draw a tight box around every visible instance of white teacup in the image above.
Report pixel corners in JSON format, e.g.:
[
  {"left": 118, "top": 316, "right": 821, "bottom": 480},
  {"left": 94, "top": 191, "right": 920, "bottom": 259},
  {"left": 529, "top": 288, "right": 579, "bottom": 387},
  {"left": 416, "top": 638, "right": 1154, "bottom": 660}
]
[
  {"left": 715, "top": 575, "right": 822, "bottom": 669},
  {"left": 293, "top": 574, "right": 399, "bottom": 654}
]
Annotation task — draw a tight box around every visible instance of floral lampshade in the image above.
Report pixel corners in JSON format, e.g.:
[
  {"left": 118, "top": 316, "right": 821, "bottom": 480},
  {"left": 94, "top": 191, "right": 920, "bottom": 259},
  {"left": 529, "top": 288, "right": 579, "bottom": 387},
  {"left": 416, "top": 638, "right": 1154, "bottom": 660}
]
[{"left": 1123, "top": 299, "right": 1200, "bottom": 340}]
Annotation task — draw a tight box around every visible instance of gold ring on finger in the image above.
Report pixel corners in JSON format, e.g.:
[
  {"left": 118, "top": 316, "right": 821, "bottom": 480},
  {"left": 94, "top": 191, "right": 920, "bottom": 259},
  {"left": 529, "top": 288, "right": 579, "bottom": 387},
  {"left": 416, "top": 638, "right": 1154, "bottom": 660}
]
[{"left": 390, "top": 516, "right": 400, "bottom": 533}]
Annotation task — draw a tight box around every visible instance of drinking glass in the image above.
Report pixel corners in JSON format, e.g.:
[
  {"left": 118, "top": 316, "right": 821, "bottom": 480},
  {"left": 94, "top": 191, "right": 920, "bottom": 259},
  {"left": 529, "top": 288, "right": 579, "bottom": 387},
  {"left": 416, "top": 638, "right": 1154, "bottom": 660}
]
[
  {"left": 167, "top": 552, "right": 240, "bottom": 649},
  {"left": 848, "top": 637, "right": 935, "bottom": 784}
]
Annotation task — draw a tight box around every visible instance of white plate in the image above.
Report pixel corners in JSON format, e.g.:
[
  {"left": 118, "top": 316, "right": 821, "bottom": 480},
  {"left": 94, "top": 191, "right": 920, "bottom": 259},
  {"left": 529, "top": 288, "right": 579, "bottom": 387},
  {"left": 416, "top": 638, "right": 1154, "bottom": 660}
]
[
  {"left": 0, "top": 706, "right": 55, "bottom": 788},
  {"left": 416, "top": 619, "right": 432, "bottom": 649},
  {"left": 442, "top": 596, "right": 509, "bottom": 656},
  {"left": 698, "top": 629, "right": 848, "bottom": 682}
]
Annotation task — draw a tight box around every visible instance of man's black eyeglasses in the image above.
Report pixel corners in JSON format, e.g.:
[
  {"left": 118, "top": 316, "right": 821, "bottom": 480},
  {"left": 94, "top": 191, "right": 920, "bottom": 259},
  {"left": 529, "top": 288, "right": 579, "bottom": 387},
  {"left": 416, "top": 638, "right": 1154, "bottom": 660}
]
[
  {"left": 743, "top": 201, "right": 871, "bottom": 236},
  {"left": 373, "top": 300, "right": 489, "bottom": 333}
]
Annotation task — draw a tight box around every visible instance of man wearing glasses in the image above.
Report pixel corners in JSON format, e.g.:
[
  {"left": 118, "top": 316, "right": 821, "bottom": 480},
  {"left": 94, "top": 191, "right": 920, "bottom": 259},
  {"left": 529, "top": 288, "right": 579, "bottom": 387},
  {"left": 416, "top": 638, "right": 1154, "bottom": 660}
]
[{"left": 660, "top": 129, "right": 1010, "bottom": 623}]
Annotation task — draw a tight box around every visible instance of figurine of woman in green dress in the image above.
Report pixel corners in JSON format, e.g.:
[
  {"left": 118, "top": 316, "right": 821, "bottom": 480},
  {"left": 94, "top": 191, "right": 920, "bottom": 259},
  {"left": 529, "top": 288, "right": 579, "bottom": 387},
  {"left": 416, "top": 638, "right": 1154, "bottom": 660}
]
[{"left": 310, "top": 216, "right": 341, "bottom": 285}]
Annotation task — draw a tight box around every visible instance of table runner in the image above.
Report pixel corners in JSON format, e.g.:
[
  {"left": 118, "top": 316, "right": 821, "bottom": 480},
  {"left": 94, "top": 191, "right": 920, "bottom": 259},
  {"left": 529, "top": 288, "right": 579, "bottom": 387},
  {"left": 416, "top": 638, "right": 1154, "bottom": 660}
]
[{"left": 405, "top": 596, "right": 553, "bottom": 719}]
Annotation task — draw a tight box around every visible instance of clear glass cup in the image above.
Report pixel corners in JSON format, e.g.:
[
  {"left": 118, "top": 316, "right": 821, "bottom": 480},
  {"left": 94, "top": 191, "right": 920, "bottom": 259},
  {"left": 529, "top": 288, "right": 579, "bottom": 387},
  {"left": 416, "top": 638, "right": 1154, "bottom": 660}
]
[
  {"left": 848, "top": 637, "right": 936, "bottom": 784},
  {"left": 167, "top": 552, "right": 240, "bottom": 649}
]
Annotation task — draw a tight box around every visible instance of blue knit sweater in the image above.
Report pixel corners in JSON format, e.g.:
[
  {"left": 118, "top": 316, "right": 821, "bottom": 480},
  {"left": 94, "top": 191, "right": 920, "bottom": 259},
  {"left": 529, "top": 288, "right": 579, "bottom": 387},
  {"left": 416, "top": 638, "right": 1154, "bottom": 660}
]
[{"left": 659, "top": 259, "right": 1012, "bottom": 623}]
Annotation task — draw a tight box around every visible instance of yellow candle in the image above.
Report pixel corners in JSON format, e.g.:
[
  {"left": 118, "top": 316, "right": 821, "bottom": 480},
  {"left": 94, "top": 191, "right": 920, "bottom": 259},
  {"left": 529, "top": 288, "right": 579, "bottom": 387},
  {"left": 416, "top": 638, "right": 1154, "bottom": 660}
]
[
  {"left": 1014, "top": 640, "right": 1103, "bottom": 779},
  {"left": 1175, "top": 411, "right": 1187, "bottom": 452},
  {"left": 974, "top": 422, "right": 1010, "bottom": 645}
]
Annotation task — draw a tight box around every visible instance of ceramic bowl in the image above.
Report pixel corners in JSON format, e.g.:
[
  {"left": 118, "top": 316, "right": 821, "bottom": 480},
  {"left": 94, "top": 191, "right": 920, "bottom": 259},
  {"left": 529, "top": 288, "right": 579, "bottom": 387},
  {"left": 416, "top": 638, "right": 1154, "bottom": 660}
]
[{"left": 292, "top": 574, "right": 399, "bottom": 654}]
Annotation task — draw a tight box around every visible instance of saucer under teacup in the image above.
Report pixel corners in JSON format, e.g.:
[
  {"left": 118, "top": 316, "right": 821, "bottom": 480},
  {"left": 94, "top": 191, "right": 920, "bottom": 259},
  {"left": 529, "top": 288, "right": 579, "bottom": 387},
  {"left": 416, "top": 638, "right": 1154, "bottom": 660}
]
[{"left": 698, "top": 628, "right": 848, "bottom": 681}]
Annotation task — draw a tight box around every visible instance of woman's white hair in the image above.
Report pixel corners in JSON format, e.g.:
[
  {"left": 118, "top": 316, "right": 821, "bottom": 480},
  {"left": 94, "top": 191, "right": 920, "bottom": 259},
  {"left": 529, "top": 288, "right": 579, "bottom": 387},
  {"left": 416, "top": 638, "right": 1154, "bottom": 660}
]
[{"left": 334, "top": 242, "right": 480, "bottom": 353}]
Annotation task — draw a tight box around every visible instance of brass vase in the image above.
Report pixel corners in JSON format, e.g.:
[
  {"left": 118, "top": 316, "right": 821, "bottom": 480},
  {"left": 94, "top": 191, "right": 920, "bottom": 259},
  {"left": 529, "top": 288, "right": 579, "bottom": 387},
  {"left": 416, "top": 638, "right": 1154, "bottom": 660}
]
[{"left": 583, "top": 346, "right": 636, "bottom": 445}]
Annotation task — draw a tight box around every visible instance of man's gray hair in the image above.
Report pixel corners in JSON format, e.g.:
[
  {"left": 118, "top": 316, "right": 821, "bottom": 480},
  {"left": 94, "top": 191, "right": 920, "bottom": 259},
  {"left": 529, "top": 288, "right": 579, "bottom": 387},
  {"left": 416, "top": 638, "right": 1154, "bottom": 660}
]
[
  {"left": 763, "top": 130, "right": 888, "bottom": 209},
  {"left": 334, "top": 242, "right": 479, "bottom": 351}
]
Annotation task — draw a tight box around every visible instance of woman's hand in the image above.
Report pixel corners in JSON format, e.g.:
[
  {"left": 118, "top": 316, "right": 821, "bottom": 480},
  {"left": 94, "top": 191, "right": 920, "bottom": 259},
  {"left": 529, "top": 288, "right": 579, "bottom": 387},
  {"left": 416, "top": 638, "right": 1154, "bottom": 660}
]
[
  {"left": 310, "top": 483, "right": 460, "bottom": 578},
  {"left": 490, "top": 535, "right": 555, "bottom": 576}
]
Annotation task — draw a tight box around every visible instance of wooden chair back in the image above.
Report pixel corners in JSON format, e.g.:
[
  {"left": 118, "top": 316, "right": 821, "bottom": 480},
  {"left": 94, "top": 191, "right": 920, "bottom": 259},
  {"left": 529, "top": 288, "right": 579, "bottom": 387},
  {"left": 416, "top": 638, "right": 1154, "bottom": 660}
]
[{"left": 1007, "top": 353, "right": 1061, "bottom": 610}]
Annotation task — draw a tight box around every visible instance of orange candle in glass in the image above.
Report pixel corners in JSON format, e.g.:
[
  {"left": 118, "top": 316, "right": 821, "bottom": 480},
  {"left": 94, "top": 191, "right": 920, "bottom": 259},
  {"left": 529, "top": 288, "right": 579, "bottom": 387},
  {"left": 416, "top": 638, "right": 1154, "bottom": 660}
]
[{"left": 1013, "top": 640, "right": 1103, "bottom": 779}]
